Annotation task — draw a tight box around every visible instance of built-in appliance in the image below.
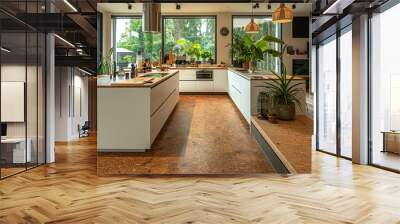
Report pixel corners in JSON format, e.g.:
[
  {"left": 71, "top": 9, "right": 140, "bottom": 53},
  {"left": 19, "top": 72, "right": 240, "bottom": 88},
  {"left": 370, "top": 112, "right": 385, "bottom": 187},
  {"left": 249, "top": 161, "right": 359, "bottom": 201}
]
[{"left": 196, "top": 70, "right": 213, "bottom": 81}]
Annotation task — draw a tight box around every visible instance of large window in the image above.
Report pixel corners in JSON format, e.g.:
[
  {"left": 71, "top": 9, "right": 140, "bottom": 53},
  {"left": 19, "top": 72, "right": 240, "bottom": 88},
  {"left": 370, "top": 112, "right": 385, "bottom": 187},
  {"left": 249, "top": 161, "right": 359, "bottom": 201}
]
[
  {"left": 339, "top": 27, "right": 352, "bottom": 158},
  {"left": 163, "top": 16, "right": 216, "bottom": 63},
  {"left": 317, "top": 36, "right": 337, "bottom": 155},
  {"left": 370, "top": 3, "right": 400, "bottom": 171},
  {"left": 232, "top": 16, "right": 280, "bottom": 72},
  {"left": 112, "top": 17, "right": 161, "bottom": 70}
]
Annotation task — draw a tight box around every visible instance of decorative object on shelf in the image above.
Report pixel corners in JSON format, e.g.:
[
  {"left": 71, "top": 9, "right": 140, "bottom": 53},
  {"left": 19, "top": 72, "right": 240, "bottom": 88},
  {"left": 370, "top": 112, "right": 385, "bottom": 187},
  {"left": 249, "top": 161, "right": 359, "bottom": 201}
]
[
  {"left": 272, "top": 3, "right": 293, "bottom": 24},
  {"left": 245, "top": 0, "right": 260, "bottom": 34},
  {"left": 220, "top": 27, "right": 230, "bottom": 36},
  {"left": 286, "top": 45, "right": 295, "bottom": 55},
  {"left": 260, "top": 63, "right": 303, "bottom": 120}
]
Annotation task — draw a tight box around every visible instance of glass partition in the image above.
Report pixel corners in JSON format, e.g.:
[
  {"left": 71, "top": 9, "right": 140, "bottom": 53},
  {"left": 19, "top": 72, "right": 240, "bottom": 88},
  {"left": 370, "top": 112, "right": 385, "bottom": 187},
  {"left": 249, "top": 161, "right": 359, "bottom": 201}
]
[{"left": 0, "top": 1, "right": 46, "bottom": 179}]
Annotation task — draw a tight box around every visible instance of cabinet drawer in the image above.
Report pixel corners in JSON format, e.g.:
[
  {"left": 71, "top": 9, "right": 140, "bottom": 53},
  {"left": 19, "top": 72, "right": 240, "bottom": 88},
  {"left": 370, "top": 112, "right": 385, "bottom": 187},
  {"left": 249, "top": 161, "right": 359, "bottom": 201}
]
[
  {"left": 179, "top": 81, "right": 214, "bottom": 92},
  {"left": 178, "top": 69, "right": 196, "bottom": 80}
]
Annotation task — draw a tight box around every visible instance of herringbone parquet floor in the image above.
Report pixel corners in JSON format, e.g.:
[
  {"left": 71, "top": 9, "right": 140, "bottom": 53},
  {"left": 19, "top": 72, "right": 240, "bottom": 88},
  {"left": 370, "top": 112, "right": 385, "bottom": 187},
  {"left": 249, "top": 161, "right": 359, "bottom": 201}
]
[{"left": 1, "top": 136, "right": 400, "bottom": 223}]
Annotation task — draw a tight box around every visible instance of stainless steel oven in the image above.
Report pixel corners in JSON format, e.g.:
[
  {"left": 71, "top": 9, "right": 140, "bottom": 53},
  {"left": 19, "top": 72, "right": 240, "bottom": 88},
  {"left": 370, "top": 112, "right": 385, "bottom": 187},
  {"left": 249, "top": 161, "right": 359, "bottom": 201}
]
[{"left": 196, "top": 70, "right": 213, "bottom": 81}]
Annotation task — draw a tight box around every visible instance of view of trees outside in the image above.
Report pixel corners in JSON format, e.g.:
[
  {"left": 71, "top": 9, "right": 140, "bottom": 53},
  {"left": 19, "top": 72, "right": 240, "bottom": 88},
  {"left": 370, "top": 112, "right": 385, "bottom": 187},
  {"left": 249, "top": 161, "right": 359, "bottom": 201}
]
[
  {"left": 232, "top": 16, "right": 280, "bottom": 72},
  {"left": 113, "top": 17, "right": 161, "bottom": 69},
  {"left": 163, "top": 17, "right": 216, "bottom": 62}
]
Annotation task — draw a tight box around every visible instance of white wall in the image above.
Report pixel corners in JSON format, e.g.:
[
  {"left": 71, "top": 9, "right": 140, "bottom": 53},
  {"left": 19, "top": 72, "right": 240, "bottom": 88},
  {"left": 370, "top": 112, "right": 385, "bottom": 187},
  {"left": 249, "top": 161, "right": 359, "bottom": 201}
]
[{"left": 55, "top": 67, "right": 89, "bottom": 141}]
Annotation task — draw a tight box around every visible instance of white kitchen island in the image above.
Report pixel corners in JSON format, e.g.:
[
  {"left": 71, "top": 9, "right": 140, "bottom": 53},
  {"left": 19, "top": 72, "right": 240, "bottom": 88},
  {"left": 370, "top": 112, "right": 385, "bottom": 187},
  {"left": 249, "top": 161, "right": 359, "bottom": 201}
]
[{"left": 97, "top": 70, "right": 179, "bottom": 152}]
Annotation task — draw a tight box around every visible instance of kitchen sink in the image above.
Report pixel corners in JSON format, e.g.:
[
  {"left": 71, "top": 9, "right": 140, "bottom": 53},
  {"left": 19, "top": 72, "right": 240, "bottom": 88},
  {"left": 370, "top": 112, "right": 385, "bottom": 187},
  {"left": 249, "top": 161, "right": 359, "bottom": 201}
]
[{"left": 142, "top": 73, "right": 169, "bottom": 78}]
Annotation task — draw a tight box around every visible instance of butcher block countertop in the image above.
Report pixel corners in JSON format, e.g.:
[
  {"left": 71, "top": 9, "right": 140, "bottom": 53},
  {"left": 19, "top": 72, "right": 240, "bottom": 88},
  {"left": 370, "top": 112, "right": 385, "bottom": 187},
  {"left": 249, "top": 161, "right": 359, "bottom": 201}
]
[{"left": 97, "top": 70, "right": 179, "bottom": 88}]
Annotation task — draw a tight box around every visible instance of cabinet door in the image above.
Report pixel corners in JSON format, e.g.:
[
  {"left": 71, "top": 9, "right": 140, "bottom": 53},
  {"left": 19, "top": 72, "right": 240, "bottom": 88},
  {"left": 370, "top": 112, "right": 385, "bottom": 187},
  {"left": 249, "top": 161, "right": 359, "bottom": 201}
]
[
  {"left": 178, "top": 69, "right": 196, "bottom": 80},
  {"left": 196, "top": 81, "right": 214, "bottom": 92},
  {"left": 179, "top": 81, "right": 197, "bottom": 92},
  {"left": 213, "top": 70, "right": 228, "bottom": 92}
]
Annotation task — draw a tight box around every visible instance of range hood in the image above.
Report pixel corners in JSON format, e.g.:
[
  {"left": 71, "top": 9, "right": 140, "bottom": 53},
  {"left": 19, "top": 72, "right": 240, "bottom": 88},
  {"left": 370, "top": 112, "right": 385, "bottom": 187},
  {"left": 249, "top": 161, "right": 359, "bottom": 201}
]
[{"left": 143, "top": 3, "right": 161, "bottom": 33}]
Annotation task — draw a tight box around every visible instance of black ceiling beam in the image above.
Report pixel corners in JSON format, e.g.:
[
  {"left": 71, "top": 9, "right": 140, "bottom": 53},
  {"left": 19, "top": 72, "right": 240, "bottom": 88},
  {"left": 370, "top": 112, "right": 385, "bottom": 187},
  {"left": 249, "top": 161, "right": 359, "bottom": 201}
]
[{"left": 101, "top": 0, "right": 305, "bottom": 2}]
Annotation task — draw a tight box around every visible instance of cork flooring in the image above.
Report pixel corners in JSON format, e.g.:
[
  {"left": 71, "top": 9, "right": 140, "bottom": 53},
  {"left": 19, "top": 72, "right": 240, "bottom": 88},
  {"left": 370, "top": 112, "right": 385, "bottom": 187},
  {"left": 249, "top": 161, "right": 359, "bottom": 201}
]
[
  {"left": 251, "top": 115, "right": 312, "bottom": 173},
  {"left": 97, "top": 95, "right": 275, "bottom": 175}
]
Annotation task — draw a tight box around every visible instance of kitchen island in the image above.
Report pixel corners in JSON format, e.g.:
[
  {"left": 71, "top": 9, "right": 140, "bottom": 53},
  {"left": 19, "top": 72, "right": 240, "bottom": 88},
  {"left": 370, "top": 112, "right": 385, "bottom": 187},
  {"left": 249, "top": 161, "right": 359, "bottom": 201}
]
[{"left": 97, "top": 70, "right": 179, "bottom": 152}]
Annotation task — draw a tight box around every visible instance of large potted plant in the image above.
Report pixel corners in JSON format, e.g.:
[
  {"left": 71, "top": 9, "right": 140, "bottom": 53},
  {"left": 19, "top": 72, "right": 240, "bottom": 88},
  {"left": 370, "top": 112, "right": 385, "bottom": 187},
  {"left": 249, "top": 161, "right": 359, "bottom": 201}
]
[
  {"left": 241, "top": 34, "right": 284, "bottom": 73},
  {"left": 262, "top": 64, "right": 303, "bottom": 120}
]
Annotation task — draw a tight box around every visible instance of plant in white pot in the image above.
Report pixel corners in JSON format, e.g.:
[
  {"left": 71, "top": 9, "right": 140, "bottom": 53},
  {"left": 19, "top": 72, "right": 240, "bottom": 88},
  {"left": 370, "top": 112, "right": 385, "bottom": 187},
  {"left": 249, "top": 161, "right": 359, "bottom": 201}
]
[{"left": 262, "top": 64, "right": 303, "bottom": 120}]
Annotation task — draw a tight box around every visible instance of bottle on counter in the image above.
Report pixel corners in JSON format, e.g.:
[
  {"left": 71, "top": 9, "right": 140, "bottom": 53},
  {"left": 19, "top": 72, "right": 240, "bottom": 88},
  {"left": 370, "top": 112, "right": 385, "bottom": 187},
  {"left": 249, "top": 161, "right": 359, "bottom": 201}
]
[
  {"left": 130, "top": 63, "right": 137, "bottom": 78},
  {"left": 136, "top": 51, "right": 143, "bottom": 73}
]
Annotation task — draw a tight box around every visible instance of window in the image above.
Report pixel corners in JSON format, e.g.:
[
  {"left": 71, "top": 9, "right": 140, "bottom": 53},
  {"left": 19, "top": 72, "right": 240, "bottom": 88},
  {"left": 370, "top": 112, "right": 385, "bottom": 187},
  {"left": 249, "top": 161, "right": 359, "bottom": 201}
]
[
  {"left": 112, "top": 16, "right": 161, "bottom": 69},
  {"left": 317, "top": 36, "right": 337, "bottom": 155},
  {"left": 232, "top": 16, "right": 280, "bottom": 72},
  {"left": 370, "top": 3, "right": 400, "bottom": 171},
  {"left": 162, "top": 16, "right": 216, "bottom": 63},
  {"left": 339, "top": 27, "right": 352, "bottom": 158}
]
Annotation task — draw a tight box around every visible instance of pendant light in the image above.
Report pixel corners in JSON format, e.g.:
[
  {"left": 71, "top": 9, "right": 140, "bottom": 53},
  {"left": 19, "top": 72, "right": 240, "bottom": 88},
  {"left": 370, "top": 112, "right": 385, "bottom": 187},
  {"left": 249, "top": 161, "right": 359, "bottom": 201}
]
[
  {"left": 245, "top": 1, "right": 260, "bottom": 34},
  {"left": 272, "top": 3, "right": 293, "bottom": 24}
]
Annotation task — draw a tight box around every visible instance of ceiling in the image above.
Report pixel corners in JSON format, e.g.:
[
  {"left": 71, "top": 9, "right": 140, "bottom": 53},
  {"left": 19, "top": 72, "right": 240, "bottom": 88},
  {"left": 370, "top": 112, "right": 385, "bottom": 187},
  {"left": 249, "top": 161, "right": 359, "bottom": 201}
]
[{"left": 98, "top": 3, "right": 312, "bottom": 14}]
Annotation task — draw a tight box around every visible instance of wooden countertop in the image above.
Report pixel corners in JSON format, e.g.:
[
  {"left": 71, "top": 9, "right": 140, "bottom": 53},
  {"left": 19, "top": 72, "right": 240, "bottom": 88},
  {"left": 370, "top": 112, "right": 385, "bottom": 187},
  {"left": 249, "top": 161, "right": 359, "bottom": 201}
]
[
  {"left": 251, "top": 115, "right": 312, "bottom": 173},
  {"left": 97, "top": 70, "right": 179, "bottom": 88},
  {"left": 173, "top": 66, "right": 227, "bottom": 70},
  {"left": 228, "top": 68, "right": 305, "bottom": 81}
]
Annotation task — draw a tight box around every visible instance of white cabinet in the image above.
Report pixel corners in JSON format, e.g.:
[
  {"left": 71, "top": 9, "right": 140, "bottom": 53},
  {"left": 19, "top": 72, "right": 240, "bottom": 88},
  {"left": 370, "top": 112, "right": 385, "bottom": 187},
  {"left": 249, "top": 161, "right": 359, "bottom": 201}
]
[
  {"left": 178, "top": 69, "right": 227, "bottom": 93},
  {"left": 228, "top": 70, "right": 251, "bottom": 123},
  {"left": 213, "top": 70, "right": 228, "bottom": 92},
  {"left": 180, "top": 81, "right": 214, "bottom": 92}
]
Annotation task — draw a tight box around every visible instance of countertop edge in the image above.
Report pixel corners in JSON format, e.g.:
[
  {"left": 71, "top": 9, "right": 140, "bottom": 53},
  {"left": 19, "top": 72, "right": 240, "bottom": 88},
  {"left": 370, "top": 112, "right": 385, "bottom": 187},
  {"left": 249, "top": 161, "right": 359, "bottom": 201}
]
[{"left": 97, "top": 70, "right": 179, "bottom": 88}]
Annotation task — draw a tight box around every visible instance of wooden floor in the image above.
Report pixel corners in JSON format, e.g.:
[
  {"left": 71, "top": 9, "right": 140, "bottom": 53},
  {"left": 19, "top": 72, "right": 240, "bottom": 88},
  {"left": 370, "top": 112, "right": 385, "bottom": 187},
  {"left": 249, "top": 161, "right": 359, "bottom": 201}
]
[
  {"left": 98, "top": 95, "right": 274, "bottom": 175},
  {"left": 1, "top": 134, "right": 400, "bottom": 223}
]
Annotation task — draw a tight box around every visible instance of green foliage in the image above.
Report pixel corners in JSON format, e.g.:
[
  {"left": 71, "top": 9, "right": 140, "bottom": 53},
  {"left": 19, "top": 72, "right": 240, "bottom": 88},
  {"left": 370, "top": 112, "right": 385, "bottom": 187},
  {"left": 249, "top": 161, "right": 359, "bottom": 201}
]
[
  {"left": 232, "top": 18, "right": 280, "bottom": 71},
  {"left": 98, "top": 48, "right": 113, "bottom": 75},
  {"left": 262, "top": 63, "right": 303, "bottom": 109},
  {"left": 163, "top": 17, "right": 215, "bottom": 61}
]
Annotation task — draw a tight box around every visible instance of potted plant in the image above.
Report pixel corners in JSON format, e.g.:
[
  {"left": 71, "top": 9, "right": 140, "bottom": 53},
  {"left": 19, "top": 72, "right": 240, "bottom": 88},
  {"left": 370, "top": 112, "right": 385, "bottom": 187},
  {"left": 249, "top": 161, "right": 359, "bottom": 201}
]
[
  {"left": 98, "top": 48, "right": 113, "bottom": 77},
  {"left": 242, "top": 35, "right": 284, "bottom": 73},
  {"left": 262, "top": 64, "right": 303, "bottom": 121},
  {"left": 201, "top": 51, "right": 211, "bottom": 64}
]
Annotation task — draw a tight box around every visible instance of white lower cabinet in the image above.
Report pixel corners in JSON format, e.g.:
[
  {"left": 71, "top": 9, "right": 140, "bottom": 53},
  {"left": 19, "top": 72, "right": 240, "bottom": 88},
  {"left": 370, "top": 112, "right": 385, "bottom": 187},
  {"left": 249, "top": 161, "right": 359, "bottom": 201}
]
[
  {"left": 213, "top": 70, "right": 228, "bottom": 92},
  {"left": 228, "top": 70, "right": 251, "bottom": 123},
  {"left": 178, "top": 69, "right": 226, "bottom": 92},
  {"left": 179, "top": 81, "right": 214, "bottom": 92}
]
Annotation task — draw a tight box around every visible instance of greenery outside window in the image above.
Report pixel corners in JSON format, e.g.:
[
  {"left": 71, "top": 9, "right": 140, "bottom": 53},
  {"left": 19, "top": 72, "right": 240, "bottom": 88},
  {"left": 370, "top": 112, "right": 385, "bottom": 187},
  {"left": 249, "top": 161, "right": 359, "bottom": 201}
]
[
  {"left": 162, "top": 16, "right": 216, "bottom": 63},
  {"left": 112, "top": 16, "right": 161, "bottom": 69},
  {"left": 232, "top": 16, "right": 281, "bottom": 72}
]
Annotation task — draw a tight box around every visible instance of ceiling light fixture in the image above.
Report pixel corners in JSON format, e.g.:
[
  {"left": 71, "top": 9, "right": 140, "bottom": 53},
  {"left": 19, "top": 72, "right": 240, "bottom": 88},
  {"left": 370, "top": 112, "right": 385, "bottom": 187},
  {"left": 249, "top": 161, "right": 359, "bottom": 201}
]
[
  {"left": 267, "top": 3, "right": 272, "bottom": 10},
  {"left": 272, "top": 3, "right": 293, "bottom": 24},
  {"left": 63, "top": 0, "right": 78, "bottom": 12},
  {"left": 1, "top": 47, "right": 11, "bottom": 53},
  {"left": 176, "top": 3, "right": 181, "bottom": 10},
  {"left": 245, "top": 0, "right": 260, "bottom": 34},
  {"left": 292, "top": 4, "right": 296, "bottom": 9},
  {"left": 54, "top": 34, "right": 75, "bottom": 48}
]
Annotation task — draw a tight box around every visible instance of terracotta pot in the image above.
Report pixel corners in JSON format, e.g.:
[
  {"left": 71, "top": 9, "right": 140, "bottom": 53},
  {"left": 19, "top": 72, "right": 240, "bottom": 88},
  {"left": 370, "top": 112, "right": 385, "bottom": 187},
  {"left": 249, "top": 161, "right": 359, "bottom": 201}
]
[{"left": 278, "top": 103, "right": 296, "bottom": 120}]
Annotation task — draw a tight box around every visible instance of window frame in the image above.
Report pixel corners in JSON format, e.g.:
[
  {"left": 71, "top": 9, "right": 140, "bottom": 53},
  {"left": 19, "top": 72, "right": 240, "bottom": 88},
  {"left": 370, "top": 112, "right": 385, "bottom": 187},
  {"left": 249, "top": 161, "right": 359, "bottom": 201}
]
[
  {"left": 111, "top": 15, "right": 142, "bottom": 68},
  {"left": 231, "top": 15, "right": 282, "bottom": 71},
  {"left": 161, "top": 15, "right": 217, "bottom": 63}
]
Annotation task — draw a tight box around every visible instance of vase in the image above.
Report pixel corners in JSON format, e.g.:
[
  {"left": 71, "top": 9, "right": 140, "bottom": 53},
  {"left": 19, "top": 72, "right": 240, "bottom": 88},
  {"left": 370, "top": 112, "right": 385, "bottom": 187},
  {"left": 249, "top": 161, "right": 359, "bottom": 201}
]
[
  {"left": 278, "top": 103, "right": 296, "bottom": 120},
  {"left": 249, "top": 61, "right": 257, "bottom": 73}
]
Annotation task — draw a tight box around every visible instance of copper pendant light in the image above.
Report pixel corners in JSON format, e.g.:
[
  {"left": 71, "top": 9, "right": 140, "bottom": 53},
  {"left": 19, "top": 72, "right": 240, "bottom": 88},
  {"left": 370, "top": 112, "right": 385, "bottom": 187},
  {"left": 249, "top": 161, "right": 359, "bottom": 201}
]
[
  {"left": 245, "top": 1, "right": 260, "bottom": 34},
  {"left": 272, "top": 3, "right": 293, "bottom": 24}
]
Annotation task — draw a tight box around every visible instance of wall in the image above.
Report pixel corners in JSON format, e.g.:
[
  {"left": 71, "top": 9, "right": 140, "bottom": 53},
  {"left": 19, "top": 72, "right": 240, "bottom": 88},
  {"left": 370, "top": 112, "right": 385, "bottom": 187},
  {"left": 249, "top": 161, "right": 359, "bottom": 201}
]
[{"left": 55, "top": 67, "right": 89, "bottom": 141}]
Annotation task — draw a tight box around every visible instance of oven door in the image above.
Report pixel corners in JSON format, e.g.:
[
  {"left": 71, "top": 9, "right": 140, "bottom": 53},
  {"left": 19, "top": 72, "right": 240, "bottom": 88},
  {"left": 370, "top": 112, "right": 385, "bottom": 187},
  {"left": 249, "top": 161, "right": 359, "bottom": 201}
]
[{"left": 196, "top": 70, "right": 213, "bottom": 81}]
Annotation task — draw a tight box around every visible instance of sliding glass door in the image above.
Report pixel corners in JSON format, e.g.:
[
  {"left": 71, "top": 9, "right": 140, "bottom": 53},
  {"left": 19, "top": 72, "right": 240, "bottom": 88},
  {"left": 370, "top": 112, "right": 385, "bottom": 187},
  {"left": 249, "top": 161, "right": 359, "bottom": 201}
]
[
  {"left": 317, "top": 36, "right": 337, "bottom": 154},
  {"left": 370, "top": 3, "right": 400, "bottom": 171}
]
